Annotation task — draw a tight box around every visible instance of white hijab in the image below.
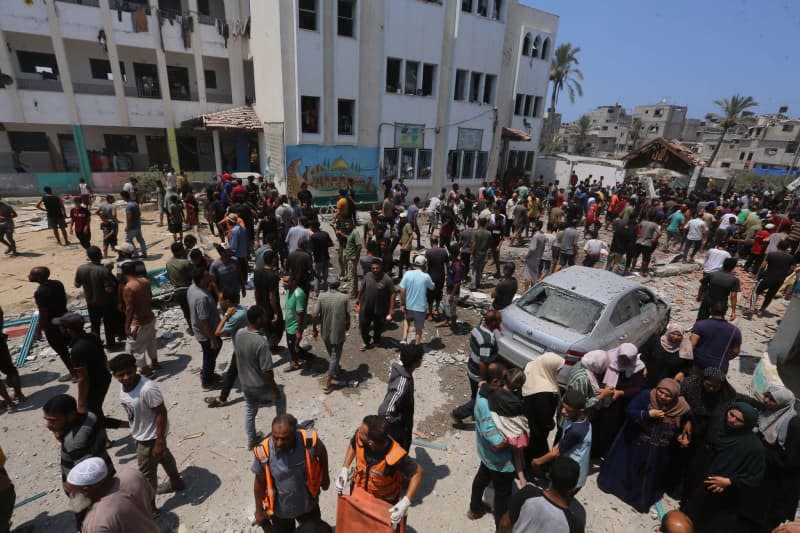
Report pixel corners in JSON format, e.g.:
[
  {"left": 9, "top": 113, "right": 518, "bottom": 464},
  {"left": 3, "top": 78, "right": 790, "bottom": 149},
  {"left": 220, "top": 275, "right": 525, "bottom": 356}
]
[
  {"left": 522, "top": 353, "right": 565, "bottom": 397},
  {"left": 579, "top": 350, "right": 609, "bottom": 394},
  {"left": 603, "top": 343, "right": 645, "bottom": 389}
]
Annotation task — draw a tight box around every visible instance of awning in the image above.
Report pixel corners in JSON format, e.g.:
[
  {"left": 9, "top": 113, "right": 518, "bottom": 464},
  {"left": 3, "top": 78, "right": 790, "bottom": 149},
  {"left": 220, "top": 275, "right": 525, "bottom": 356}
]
[
  {"left": 501, "top": 127, "right": 531, "bottom": 142},
  {"left": 181, "top": 105, "right": 263, "bottom": 131}
]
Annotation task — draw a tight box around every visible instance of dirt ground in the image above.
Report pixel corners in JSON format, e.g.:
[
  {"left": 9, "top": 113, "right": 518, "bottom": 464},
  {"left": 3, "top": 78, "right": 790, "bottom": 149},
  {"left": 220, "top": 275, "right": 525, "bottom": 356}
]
[{"left": 0, "top": 198, "right": 786, "bottom": 532}]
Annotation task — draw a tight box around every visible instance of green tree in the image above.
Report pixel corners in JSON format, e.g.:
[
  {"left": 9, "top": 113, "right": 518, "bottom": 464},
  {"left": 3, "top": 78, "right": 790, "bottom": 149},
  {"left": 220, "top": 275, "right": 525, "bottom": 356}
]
[
  {"left": 705, "top": 94, "right": 758, "bottom": 167},
  {"left": 571, "top": 115, "right": 592, "bottom": 155},
  {"left": 542, "top": 43, "right": 583, "bottom": 153}
]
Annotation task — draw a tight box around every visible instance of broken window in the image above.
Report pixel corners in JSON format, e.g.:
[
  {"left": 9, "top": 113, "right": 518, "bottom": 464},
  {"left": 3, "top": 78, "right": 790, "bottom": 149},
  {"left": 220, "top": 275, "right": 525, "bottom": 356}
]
[
  {"left": 417, "top": 149, "right": 432, "bottom": 179},
  {"left": 338, "top": 0, "right": 355, "bottom": 37},
  {"left": 405, "top": 61, "right": 419, "bottom": 95},
  {"left": 383, "top": 148, "right": 398, "bottom": 179},
  {"left": 782, "top": 124, "right": 794, "bottom": 132},
  {"left": 447, "top": 150, "right": 460, "bottom": 179},
  {"left": 421, "top": 64, "right": 436, "bottom": 96},
  {"left": 89, "top": 59, "right": 126, "bottom": 81},
  {"left": 469, "top": 72, "right": 481, "bottom": 102},
  {"left": 454, "top": 69, "right": 468, "bottom": 101},
  {"left": 338, "top": 99, "right": 355, "bottom": 135},
  {"left": 483, "top": 75, "right": 495, "bottom": 104},
  {"left": 301, "top": 96, "right": 320, "bottom": 133},
  {"left": 654, "top": 108, "right": 664, "bottom": 117},
  {"left": 386, "top": 58, "right": 401, "bottom": 93}
]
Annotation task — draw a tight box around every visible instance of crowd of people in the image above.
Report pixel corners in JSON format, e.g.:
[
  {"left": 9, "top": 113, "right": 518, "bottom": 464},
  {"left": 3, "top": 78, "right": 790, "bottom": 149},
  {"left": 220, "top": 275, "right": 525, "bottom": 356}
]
[{"left": 0, "top": 168, "right": 798, "bottom": 533}]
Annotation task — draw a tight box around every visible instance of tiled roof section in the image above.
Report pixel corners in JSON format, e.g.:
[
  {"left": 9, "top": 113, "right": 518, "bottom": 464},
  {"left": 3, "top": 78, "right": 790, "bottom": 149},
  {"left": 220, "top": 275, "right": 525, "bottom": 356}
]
[
  {"left": 200, "top": 106, "right": 263, "bottom": 131},
  {"left": 623, "top": 137, "right": 706, "bottom": 168}
]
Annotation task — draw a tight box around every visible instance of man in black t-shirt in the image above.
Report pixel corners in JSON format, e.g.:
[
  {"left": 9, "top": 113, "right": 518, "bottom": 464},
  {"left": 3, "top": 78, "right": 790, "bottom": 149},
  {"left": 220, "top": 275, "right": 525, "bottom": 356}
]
[
  {"left": 498, "top": 456, "right": 586, "bottom": 533},
  {"left": 309, "top": 221, "right": 333, "bottom": 293},
  {"left": 29, "top": 266, "right": 73, "bottom": 380},
  {"left": 696, "top": 257, "right": 740, "bottom": 321},
  {"left": 752, "top": 240, "right": 797, "bottom": 317},
  {"left": 35, "top": 186, "right": 70, "bottom": 245},
  {"left": 424, "top": 236, "right": 449, "bottom": 320},
  {"left": 253, "top": 250, "right": 283, "bottom": 350},
  {"left": 492, "top": 263, "right": 518, "bottom": 310}
]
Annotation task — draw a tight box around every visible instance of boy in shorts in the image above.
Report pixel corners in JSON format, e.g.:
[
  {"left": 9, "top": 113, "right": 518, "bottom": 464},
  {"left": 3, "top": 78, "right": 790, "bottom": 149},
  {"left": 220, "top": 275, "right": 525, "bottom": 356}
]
[{"left": 100, "top": 216, "right": 119, "bottom": 259}]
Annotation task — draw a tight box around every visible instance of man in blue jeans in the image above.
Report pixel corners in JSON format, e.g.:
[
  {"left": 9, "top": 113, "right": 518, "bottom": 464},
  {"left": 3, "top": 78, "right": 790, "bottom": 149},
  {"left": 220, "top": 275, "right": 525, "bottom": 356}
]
[
  {"left": 234, "top": 305, "right": 281, "bottom": 448},
  {"left": 121, "top": 190, "right": 146, "bottom": 258},
  {"left": 188, "top": 270, "right": 221, "bottom": 391}
]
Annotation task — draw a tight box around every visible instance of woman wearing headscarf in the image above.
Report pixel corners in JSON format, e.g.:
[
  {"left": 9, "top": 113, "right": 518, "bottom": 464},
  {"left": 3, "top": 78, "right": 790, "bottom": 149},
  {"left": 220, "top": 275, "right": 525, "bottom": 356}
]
[
  {"left": 678, "top": 367, "right": 740, "bottom": 500},
  {"left": 641, "top": 324, "right": 694, "bottom": 388},
  {"left": 522, "top": 353, "right": 565, "bottom": 461},
  {"left": 682, "top": 402, "right": 765, "bottom": 532},
  {"left": 564, "top": 349, "right": 608, "bottom": 414},
  {"left": 757, "top": 385, "right": 800, "bottom": 530},
  {"left": 591, "top": 343, "right": 647, "bottom": 458},
  {"left": 598, "top": 378, "right": 692, "bottom": 512}
]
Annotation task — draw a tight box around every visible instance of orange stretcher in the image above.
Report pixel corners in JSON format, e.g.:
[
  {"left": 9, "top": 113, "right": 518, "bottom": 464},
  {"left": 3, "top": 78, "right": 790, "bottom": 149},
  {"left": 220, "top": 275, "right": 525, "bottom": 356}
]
[{"left": 336, "top": 487, "right": 406, "bottom": 533}]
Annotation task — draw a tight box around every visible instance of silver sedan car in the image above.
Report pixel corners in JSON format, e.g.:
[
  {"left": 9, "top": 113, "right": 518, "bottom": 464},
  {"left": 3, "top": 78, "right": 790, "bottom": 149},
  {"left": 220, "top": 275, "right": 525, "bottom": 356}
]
[{"left": 497, "top": 266, "right": 671, "bottom": 369}]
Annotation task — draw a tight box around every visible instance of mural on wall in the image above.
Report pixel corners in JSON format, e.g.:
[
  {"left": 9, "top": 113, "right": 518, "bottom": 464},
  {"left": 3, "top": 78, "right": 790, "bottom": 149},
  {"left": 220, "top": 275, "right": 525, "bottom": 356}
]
[{"left": 285, "top": 145, "right": 378, "bottom": 197}]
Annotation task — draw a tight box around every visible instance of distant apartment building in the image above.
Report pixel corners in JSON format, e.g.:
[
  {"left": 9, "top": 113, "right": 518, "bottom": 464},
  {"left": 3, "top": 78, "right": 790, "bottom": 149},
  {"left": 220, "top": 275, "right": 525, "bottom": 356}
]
[
  {"left": 557, "top": 104, "right": 630, "bottom": 157},
  {"left": 697, "top": 114, "right": 800, "bottom": 174},
  {"left": 632, "top": 102, "right": 687, "bottom": 143},
  {"left": 0, "top": 0, "right": 558, "bottom": 198}
]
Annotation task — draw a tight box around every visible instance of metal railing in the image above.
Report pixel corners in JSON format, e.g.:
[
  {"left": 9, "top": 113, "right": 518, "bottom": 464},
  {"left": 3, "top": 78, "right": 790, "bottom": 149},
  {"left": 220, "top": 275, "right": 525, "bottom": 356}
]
[
  {"left": 124, "top": 82, "right": 161, "bottom": 99},
  {"left": 73, "top": 82, "right": 115, "bottom": 96},
  {"left": 197, "top": 13, "right": 224, "bottom": 26},
  {"left": 16, "top": 78, "right": 64, "bottom": 92},
  {"left": 56, "top": 0, "right": 101, "bottom": 6}
]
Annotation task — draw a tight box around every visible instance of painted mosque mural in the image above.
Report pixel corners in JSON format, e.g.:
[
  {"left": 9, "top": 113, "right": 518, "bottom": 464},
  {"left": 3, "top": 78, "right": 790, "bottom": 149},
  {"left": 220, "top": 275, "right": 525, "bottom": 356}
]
[{"left": 285, "top": 145, "right": 378, "bottom": 197}]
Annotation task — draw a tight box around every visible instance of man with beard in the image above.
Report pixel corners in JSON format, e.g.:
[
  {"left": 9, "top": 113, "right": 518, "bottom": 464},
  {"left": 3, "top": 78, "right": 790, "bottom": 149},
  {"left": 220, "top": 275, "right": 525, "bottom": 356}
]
[{"left": 356, "top": 258, "right": 396, "bottom": 351}]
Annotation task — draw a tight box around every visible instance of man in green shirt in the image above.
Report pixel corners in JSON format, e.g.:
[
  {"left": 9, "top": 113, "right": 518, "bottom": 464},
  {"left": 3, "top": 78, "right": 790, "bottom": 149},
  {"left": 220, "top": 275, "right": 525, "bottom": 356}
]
[
  {"left": 284, "top": 275, "right": 309, "bottom": 371},
  {"left": 470, "top": 218, "right": 492, "bottom": 290},
  {"left": 344, "top": 221, "right": 362, "bottom": 297}
]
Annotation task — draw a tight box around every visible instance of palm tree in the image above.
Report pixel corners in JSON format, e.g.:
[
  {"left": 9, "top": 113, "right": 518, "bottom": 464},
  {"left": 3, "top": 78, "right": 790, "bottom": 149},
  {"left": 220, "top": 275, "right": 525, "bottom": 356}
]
[
  {"left": 571, "top": 115, "right": 592, "bottom": 155},
  {"left": 627, "top": 118, "right": 643, "bottom": 151},
  {"left": 549, "top": 43, "right": 584, "bottom": 116},
  {"left": 705, "top": 94, "right": 758, "bottom": 167}
]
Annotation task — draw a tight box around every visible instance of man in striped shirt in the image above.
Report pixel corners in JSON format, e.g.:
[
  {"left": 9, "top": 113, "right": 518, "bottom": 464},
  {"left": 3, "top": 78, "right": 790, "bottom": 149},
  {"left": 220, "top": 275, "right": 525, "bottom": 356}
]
[{"left": 450, "top": 309, "right": 501, "bottom": 425}]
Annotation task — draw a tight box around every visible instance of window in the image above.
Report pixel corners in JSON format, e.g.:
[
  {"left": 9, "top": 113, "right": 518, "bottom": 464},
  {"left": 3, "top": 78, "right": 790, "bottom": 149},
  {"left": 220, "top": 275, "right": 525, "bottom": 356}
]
[
  {"left": 649, "top": 125, "right": 659, "bottom": 133},
  {"left": 301, "top": 96, "right": 320, "bottom": 133},
  {"left": 448, "top": 150, "right": 460, "bottom": 179},
  {"left": 610, "top": 293, "right": 640, "bottom": 327},
  {"left": 476, "top": 0, "right": 488, "bottom": 16},
  {"left": 461, "top": 151, "right": 475, "bottom": 179},
  {"left": 417, "top": 149, "right": 432, "bottom": 179},
  {"left": 739, "top": 152, "right": 745, "bottom": 160},
  {"left": 89, "top": 59, "right": 126, "bottom": 81},
  {"left": 525, "top": 151, "right": 534, "bottom": 171},
  {"left": 204, "top": 69, "right": 217, "bottom": 89},
  {"left": 508, "top": 150, "right": 517, "bottom": 170},
  {"left": 386, "top": 58, "right": 401, "bottom": 93},
  {"left": 338, "top": 99, "right": 355, "bottom": 135},
  {"left": 338, "top": 0, "right": 354, "bottom": 37},
  {"left": 461, "top": 0, "right": 472, "bottom": 12},
  {"left": 383, "top": 149, "right": 398, "bottom": 179},
  {"left": 390, "top": 148, "right": 431, "bottom": 180},
  {"left": 522, "top": 33, "right": 532, "bottom": 56},
  {"left": 400, "top": 148, "right": 416, "bottom": 179},
  {"left": 786, "top": 142, "right": 798, "bottom": 153},
  {"left": 104, "top": 134, "right": 138, "bottom": 153},
  {"left": 601, "top": 125, "right": 608, "bottom": 131},
  {"left": 421, "top": 64, "right": 436, "bottom": 96},
  {"left": 654, "top": 108, "right": 664, "bottom": 117},
  {"left": 469, "top": 72, "right": 481, "bottom": 102},
  {"left": 166, "top": 65, "right": 190, "bottom": 100},
  {"left": 476, "top": 151, "right": 487, "bottom": 179},
  {"left": 532, "top": 35, "right": 541, "bottom": 57},
  {"left": 492, "top": 0, "right": 503, "bottom": 20},
  {"left": 524, "top": 95, "right": 533, "bottom": 116},
  {"left": 405, "top": 61, "right": 419, "bottom": 95},
  {"left": 133, "top": 62, "right": 160, "bottom": 98},
  {"left": 298, "top": 0, "right": 317, "bottom": 31},
  {"left": 483, "top": 75, "right": 495, "bottom": 104},
  {"left": 783, "top": 124, "right": 795, "bottom": 132},
  {"left": 8, "top": 131, "right": 49, "bottom": 152},
  {"left": 747, "top": 152, "right": 753, "bottom": 161},
  {"left": 17, "top": 51, "right": 59, "bottom": 78},
  {"left": 454, "top": 69, "right": 468, "bottom": 101},
  {"left": 514, "top": 94, "right": 524, "bottom": 115},
  {"left": 533, "top": 96, "right": 543, "bottom": 117}
]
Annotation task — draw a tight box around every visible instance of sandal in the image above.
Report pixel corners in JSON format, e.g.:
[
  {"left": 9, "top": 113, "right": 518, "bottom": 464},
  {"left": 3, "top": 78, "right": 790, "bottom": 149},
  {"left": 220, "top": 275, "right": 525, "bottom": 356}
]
[
  {"left": 466, "top": 510, "right": 485, "bottom": 520},
  {"left": 205, "top": 397, "right": 226, "bottom": 408},
  {"left": 286, "top": 361, "right": 302, "bottom": 372},
  {"left": 359, "top": 344, "right": 370, "bottom": 351},
  {"left": 156, "top": 481, "right": 180, "bottom": 495}
]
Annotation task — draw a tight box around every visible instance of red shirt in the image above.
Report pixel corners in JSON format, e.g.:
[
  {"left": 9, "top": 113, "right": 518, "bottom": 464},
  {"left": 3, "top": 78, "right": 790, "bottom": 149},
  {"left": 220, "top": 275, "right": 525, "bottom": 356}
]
[
  {"left": 231, "top": 185, "right": 247, "bottom": 200},
  {"left": 70, "top": 207, "right": 90, "bottom": 234},
  {"left": 751, "top": 230, "right": 771, "bottom": 256},
  {"left": 556, "top": 193, "right": 565, "bottom": 207}
]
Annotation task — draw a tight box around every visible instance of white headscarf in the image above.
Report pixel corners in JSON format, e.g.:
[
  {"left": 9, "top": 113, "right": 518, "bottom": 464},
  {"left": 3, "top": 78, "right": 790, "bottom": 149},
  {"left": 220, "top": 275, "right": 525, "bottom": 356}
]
[
  {"left": 579, "top": 350, "right": 609, "bottom": 394},
  {"left": 522, "top": 353, "right": 565, "bottom": 396},
  {"left": 603, "top": 343, "right": 645, "bottom": 389},
  {"left": 758, "top": 385, "right": 797, "bottom": 448}
]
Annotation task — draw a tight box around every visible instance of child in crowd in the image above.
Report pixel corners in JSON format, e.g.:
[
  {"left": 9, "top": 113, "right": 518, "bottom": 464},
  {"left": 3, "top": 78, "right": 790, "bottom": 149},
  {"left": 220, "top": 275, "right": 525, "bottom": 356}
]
[
  {"left": 487, "top": 368, "right": 530, "bottom": 488},
  {"left": 168, "top": 195, "right": 184, "bottom": 242},
  {"left": 100, "top": 214, "right": 119, "bottom": 258},
  {"left": 443, "top": 244, "right": 464, "bottom": 328}
]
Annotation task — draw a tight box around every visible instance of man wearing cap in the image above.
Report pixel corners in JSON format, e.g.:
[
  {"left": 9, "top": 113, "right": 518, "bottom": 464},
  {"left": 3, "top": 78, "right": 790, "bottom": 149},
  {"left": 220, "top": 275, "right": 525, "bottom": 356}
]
[
  {"left": 65, "top": 457, "right": 157, "bottom": 532},
  {"left": 114, "top": 242, "right": 146, "bottom": 280},
  {"left": 75, "top": 246, "right": 119, "bottom": 347},
  {"left": 210, "top": 243, "right": 245, "bottom": 301},
  {"left": 228, "top": 213, "right": 249, "bottom": 289},
  {"left": 399, "top": 255, "right": 434, "bottom": 345},
  {"left": 108, "top": 353, "right": 185, "bottom": 498},
  {"left": 29, "top": 266, "right": 74, "bottom": 381},
  {"left": 121, "top": 262, "right": 159, "bottom": 376}
]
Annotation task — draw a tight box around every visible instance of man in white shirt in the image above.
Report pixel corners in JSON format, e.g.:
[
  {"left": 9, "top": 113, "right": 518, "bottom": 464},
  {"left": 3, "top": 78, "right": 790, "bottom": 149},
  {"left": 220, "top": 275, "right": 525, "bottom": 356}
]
[
  {"left": 703, "top": 243, "right": 732, "bottom": 273},
  {"left": 682, "top": 212, "right": 707, "bottom": 262}
]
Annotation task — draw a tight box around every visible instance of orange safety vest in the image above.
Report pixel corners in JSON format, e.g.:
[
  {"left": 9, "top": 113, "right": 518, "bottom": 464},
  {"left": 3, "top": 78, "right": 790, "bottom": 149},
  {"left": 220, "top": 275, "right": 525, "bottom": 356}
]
[
  {"left": 354, "top": 435, "right": 407, "bottom": 503},
  {"left": 252, "top": 429, "right": 323, "bottom": 516}
]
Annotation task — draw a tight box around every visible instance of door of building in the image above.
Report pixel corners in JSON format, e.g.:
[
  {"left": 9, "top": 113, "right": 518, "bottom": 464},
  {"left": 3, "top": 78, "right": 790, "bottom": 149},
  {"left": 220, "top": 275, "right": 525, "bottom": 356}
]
[
  {"left": 58, "top": 134, "right": 80, "bottom": 172},
  {"left": 145, "top": 135, "right": 170, "bottom": 169}
]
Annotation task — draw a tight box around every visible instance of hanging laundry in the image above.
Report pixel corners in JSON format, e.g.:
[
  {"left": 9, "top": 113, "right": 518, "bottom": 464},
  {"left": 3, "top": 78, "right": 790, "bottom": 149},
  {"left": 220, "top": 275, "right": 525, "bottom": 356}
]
[
  {"left": 244, "top": 16, "right": 251, "bottom": 39},
  {"left": 181, "top": 15, "right": 193, "bottom": 49},
  {"left": 132, "top": 8, "right": 149, "bottom": 33},
  {"left": 222, "top": 22, "right": 229, "bottom": 48},
  {"left": 216, "top": 18, "right": 223, "bottom": 36},
  {"left": 117, "top": 7, "right": 122, "bottom": 22}
]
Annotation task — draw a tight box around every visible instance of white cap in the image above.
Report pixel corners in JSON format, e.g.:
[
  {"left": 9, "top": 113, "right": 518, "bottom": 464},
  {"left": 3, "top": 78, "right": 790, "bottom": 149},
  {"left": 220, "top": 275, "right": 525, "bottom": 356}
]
[
  {"left": 413, "top": 255, "right": 427, "bottom": 266},
  {"left": 67, "top": 457, "right": 108, "bottom": 486}
]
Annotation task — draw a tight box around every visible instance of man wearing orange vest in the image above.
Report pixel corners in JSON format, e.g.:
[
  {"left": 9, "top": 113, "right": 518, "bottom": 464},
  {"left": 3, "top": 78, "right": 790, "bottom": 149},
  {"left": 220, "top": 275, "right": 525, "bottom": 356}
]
[
  {"left": 336, "top": 415, "right": 424, "bottom": 529},
  {"left": 252, "top": 413, "right": 331, "bottom": 532}
]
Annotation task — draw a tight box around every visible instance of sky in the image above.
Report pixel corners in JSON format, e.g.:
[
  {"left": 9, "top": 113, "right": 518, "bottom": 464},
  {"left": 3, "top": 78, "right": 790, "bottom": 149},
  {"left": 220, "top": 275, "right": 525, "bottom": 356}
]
[{"left": 522, "top": 0, "right": 800, "bottom": 122}]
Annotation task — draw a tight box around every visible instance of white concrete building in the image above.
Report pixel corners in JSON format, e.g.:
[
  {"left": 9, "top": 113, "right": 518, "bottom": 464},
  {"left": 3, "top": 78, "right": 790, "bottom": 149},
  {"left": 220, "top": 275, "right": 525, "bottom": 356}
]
[{"left": 0, "top": 0, "right": 557, "bottom": 199}]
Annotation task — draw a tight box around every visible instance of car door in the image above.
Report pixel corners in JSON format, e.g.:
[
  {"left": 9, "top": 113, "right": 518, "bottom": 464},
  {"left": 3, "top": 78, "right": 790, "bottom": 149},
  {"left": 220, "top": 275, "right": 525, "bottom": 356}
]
[
  {"left": 636, "top": 289, "right": 661, "bottom": 339},
  {"left": 608, "top": 291, "right": 645, "bottom": 346}
]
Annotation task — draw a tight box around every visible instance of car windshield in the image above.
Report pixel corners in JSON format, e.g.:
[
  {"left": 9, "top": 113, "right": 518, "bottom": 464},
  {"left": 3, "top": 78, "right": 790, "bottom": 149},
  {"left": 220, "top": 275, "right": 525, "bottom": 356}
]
[{"left": 515, "top": 284, "right": 604, "bottom": 335}]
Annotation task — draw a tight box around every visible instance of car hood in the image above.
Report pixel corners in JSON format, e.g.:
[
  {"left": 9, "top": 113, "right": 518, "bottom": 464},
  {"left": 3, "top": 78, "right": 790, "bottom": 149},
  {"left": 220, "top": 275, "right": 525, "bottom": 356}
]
[{"left": 499, "top": 303, "right": 585, "bottom": 353}]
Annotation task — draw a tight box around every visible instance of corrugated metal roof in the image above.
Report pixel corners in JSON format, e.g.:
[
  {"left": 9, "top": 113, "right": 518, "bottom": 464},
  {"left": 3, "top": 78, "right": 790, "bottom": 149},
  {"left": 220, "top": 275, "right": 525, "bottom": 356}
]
[{"left": 184, "top": 105, "right": 263, "bottom": 131}]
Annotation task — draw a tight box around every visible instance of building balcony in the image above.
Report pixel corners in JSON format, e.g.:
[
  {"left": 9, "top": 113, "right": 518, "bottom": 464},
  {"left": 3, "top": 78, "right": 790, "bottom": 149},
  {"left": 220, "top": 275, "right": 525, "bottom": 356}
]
[
  {"left": 199, "top": 21, "right": 228, "bottom": 57},
  {"left": 16, "top": 78, "right": 64, "bottom": 92},
  {"left": 56, "top": 0, "right": 101, "bottom": 6},
  {"left": 112, "top": 6, "right": 155, "bottom": 49},
  {"left": 124, "top": 84, "right": 161, "bottom": 99},
  {"left": 18, "top": 90, "right": 72, "bottom": 124},
  {"left": 73, "top": 82, "right": 116, "bottom": 96},
  {"left": 56, "top": 0, "right": 104, "bottom": 42}
]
